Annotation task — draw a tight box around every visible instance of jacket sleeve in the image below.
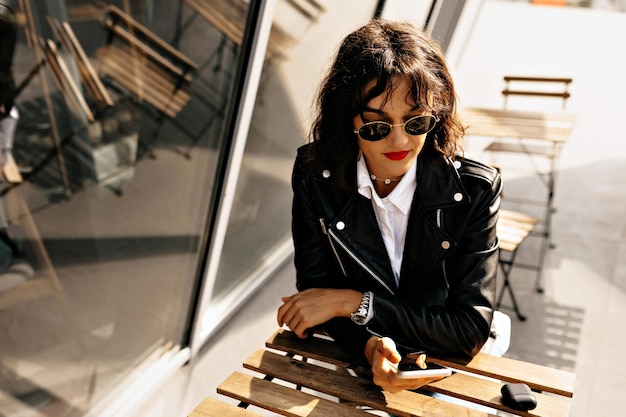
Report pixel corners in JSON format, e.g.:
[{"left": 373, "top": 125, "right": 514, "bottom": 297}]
[
  {"left": 368, "top": 171, "right": 502, "bottom": 359},
  {"left": 291, "top": 149, "right": 376, "bottom": 365}
]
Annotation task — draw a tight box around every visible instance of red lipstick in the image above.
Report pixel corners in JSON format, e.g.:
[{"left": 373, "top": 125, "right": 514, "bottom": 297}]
[{"left": 384, "top": 151, "right": 409, "bottom": 161}]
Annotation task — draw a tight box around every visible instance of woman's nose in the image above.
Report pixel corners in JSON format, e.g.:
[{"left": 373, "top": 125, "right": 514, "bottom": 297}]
[{"left": 386, "top": 124, "right": 408, "bottom": 146}]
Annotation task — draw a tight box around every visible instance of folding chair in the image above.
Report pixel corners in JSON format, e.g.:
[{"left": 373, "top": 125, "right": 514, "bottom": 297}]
[
  {"left": 484, "top": 75, "right": 574, "bottom": 292},
  {"left": 496, "top": 208, "right": 539, "bottom": 321}
]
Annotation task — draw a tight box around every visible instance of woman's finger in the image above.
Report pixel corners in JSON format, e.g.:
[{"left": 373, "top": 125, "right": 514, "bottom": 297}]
[{"left": 377, "top": 337, "right": 401, "bottom": 364}]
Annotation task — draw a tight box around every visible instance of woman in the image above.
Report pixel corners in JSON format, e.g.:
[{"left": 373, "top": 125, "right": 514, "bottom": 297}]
[{"left": 277, "top": 19, "right": 501, "bottom": 393}]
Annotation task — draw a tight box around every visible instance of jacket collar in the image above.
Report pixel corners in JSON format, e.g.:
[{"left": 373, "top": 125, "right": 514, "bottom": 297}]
[{"left": 415, "top": 154, "right": 471, "bottom": 209}]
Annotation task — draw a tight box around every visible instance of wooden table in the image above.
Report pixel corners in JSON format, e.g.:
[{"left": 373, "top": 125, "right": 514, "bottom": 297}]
[
  {"left": 191, "top": 328, "right": 576, "bottom": 417},
  {"left": 460, "top": 106, "right": 577, "bottom": 145}
]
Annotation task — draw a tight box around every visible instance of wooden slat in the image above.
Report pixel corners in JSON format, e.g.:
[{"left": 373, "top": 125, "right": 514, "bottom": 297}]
[
  {"left": 499, "top": 209, "right": 540, "bottom": 226},
  {"left": 499, "top": 236, "right": 528, "bottom": 253},
  {"left": 217, "top": 372, "right": 371, "bottom": 417},
  {"left": 503, "top": 90, "right": 570, "bottom": 99},
  {"left": 463, "top": 107, "right": 577, "bottom": 123},
  {"left": 485, "top": 141, "right": 562, "bottom": 158},
  {"left": 503, "top": 76, "right": 572, "bottom": 84},
  {"left": 460, "top": 107, "right": 576, "bottom": 143},
  {"left": 465, "top": 125, "right": 570, "bottom": 143},
  {"left": 498, "top": 220, "right": 536, "bottom": 235},
  {"left": 243, "top": 349, "right": 489, "bottom": 417},
  {"left": 96, "top": 46, "right": 190, "bottom": 117},
  {"left": 106, "top": 4, "right": 197, "bottom": 70},
  {"left": 96, "top": 44, "right": 190, "bottom": 105},
  {"left": 104, "top": 19, "right": 193, "bottom": 83},
  {"left": 188, "top": 396, "right": 262, "bottom": 417},
  {"left": 56, "top": 20, "right": 114, "bottom": 107},
  {"left": 497, "top": 209, "right": 539, "bottom": 252},
  {"left": 426, "top": 371, "right": 572, "bottom": 417},
  {"left": 96, "top": 54, "right": 177, "bottom": 116},
  {"left": 502, "top": 76, "right": 572, "bottom": 106},
  {"left": 431, "top": 354, "right": 575, "bottom": 398},
  {"left": 266, "top": 328, "right": 355, "bottom": 368},
  {"left": 42, "top": 38, "right": 95, "bottom": 122}
]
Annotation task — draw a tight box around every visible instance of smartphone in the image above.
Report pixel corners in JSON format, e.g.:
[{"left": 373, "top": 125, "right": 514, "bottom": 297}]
[{"left": 396, "top": 361, "right": 452, "bottom": 379}]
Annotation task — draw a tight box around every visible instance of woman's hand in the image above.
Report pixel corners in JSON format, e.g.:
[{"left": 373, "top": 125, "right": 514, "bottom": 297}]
[
  {"left": 277, "top": 288, "right": 362, "bottom": 338},
  {"left": 366, "top": 337, "right": 442, "bottom": 394}
]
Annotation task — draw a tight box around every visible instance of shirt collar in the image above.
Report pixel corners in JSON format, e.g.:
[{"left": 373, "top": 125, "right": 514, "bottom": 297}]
[{"left": 357, "top": 153, "right": 417, "bottom": 215}]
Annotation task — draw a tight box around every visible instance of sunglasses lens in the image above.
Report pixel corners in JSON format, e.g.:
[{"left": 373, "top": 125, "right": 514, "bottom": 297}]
[
  {"left": 405, "top": 115, "right": 437, "bottom": 135},
  {"left": 359, "top": 122, "right": 391, "bottom": 141}
]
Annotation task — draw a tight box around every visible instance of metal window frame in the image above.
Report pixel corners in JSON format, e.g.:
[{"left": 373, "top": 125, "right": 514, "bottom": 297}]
[{"left": 187, "top": 0, "right": 282, "bottom": 357}]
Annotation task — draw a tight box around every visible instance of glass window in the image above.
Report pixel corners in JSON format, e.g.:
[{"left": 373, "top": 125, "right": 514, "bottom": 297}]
[
  {"left": 0, "top": 0, "right": 248, "bottom": 414},
  {"left": 209, "top": 1, "right": 380, "bottom": 302},
  {"left": 1, "top": 0, "right": 383, "bottom": 414}
]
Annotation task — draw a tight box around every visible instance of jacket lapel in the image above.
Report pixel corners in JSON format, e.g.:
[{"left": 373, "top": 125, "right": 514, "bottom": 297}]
[
  {"left": 399, "top": 155, "right": 469, "bottom": 292},
  {"left": 329, "top": 194, "right": 398, "bottom": 292}
]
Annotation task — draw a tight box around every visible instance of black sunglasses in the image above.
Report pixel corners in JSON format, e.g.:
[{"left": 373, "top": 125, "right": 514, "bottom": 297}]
[{"left": 354, "top": 114, "right": 438, "bottom": 141}]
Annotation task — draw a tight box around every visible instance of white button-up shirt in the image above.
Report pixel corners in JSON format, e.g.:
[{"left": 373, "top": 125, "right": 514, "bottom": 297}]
[{"left": 356, "top": 154, "right": 417, "bottom": 287}]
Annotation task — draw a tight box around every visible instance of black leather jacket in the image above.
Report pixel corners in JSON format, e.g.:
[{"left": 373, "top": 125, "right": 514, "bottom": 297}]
[{"left": 292, "top": 144, "right": 502, "bottom": 362}]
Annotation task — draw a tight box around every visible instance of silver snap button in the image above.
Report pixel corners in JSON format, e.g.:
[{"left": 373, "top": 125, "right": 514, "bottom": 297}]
[
  {"left": 454, "top": 193, "right": 463, "bottom": 202},
  {"left": 453, "top": 160, "right": 461, "bottom": 169},
  {"left": 441, "top": 241, "right": 450, "bottom": 249},
  {"left": 336, "top": 221, "right": 345, "bottom": 230},
  {"left": 322, "top": 169, "right": 331, "bottom": 178}
]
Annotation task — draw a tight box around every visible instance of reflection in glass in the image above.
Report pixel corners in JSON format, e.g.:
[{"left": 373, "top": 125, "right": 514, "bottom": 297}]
[
  {"left": 210, "top": 0, "right": 378, "bottom": 301},
  {"left": 209, "top": 1, "right": 327, "bottom": 301},
  {"left": 0, "top": 0, "right": 247, "bottom": 414}
]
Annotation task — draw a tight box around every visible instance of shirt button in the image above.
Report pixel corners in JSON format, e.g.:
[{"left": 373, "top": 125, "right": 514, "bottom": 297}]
[
  {"left": 453, "top": 160, "right": 461, "bottom": 169},
  {"left": 322, "top": 169, "right": 331, "bottom": 178},
  {"left": 441, "top": 241, "right": 450, "bottom": 249},
  {"left": 336, "top": 221, "right": 345, "bottom": 230},
  {"left": 454, "top": 192, "right": 463, "bottom": 202}
]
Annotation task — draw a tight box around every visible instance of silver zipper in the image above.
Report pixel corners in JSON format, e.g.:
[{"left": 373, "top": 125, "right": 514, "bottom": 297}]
[
  {"left": 319, "top": 218, "right": 348, "bottom": 277},
  {"left": 437, "top": 209, "right": 450, "bottom": 290},
  {"left": 328, "top": 228, "right": 395, "bottom": 295}
]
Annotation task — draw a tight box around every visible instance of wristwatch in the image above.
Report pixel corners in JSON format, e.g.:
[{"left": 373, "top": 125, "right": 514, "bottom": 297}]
[{"left": 350, "top": 291, "right": 371, "bottom": 325}]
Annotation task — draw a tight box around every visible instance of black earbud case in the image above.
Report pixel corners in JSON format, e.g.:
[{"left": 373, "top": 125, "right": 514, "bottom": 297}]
[{"left": 501, "top": 383, "right": 537, "bottom": 411}]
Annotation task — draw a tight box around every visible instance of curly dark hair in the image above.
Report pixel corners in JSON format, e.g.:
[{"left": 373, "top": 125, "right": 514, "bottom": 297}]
[{"left": 308, "top": 19, "right": 465, "bottom": 188}]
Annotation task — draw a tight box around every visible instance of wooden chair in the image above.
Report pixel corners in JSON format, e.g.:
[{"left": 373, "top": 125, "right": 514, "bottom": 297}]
[
  {"left": 502, "top": 75, "right": 572, "bottom": 110},
  {"left": 496, "top": 208, "right": 539, "bottom": 321},
  {"left": 93, "top": 5, "right": 212, "bottom": 160},
  {"left": 483, "top": 75, "right": 574, "bottom": 292},
  {"left": 39, "top": 20, "right": 141, "bottom": 193},
  {"left": 96, "top": 5, "right": 197, "bottom": 119}
]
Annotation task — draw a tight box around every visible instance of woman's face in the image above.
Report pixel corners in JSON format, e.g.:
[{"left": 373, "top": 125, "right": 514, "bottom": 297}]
[{"left": 353, "top": 75, "right": 430, "bottom": 181}]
